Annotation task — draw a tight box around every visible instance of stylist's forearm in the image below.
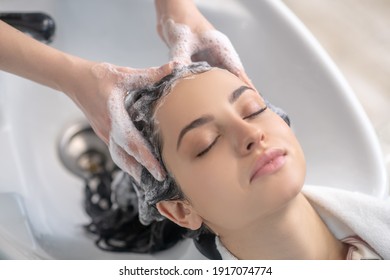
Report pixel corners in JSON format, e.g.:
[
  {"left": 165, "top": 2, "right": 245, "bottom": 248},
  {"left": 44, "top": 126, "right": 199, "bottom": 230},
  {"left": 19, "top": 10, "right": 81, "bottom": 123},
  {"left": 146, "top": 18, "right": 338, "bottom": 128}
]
[
  {"left": 0, "top": 20, "right": 93, "bottom": 97},
  {"left": 154, "top": 0, "right": 212, "bottom": 32}
]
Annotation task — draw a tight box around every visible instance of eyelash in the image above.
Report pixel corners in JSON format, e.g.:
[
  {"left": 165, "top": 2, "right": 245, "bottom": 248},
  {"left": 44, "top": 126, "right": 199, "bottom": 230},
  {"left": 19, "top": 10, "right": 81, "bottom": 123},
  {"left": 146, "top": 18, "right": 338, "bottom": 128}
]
[
  {"left": 243, "top": 105, "right": 268, "bottom": 120},
  {"left": 196, "top": 106, "right": 268, "bottom": 157},
  {"left": 196, "top": 135, "right": 220, "bottom": 157}
]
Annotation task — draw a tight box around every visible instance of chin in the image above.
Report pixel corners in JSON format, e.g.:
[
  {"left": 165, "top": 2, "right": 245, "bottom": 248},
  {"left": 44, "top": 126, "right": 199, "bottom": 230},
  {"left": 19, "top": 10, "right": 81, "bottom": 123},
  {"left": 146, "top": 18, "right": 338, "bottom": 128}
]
[{"left": 269, "top": 158, "right": 306, "bottom": 207}]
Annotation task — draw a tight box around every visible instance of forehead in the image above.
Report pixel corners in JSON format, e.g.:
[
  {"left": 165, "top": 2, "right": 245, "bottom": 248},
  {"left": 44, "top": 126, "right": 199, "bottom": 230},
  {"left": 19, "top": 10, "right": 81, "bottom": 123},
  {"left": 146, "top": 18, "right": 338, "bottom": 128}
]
[{"left": 156, "top": 68, "right": 245, "bottom": 120}]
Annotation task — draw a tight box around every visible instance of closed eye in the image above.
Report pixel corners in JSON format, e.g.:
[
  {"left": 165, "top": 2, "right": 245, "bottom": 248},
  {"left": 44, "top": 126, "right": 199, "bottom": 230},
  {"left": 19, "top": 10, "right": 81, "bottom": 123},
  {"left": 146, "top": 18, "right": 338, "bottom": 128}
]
[
  {"left": 196, "top": 135, "right": 221, "bottom": 157},
  {"left": 196, "top": 106, "right": 267, "bottom": 157},
  {"left": 243, "top": 106, "right": 267, "bottom": 120}
]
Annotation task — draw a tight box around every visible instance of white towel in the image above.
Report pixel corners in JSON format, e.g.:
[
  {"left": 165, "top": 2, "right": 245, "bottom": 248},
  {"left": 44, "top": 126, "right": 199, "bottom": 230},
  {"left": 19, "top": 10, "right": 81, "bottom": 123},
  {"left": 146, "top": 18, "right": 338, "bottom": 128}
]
[{"left": 303, "top": 185, "right": 390, "bottom": 259}]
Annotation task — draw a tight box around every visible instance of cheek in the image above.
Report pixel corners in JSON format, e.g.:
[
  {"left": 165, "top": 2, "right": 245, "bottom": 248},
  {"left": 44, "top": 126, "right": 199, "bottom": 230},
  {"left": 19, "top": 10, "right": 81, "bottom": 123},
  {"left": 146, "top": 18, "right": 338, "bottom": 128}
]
[
  {"left": 176, "top": 156, "right": 233, "bottom": 203},
  {"left": 172, "top": 155, "right": 244, "bottom": 226},
  {"left": 273, "top": 121, "right": 307, "bottom": 199},
  {"left": 267, "top": 114, "right": 306, "bottom": 166}
]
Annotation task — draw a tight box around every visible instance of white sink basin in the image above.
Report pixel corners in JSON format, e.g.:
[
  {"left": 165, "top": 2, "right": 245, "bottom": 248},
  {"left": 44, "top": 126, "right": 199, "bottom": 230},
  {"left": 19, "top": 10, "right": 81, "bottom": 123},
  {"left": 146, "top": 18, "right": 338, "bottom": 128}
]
[{"left": 0, "top": 0, "right": 387, "bottom": 259}]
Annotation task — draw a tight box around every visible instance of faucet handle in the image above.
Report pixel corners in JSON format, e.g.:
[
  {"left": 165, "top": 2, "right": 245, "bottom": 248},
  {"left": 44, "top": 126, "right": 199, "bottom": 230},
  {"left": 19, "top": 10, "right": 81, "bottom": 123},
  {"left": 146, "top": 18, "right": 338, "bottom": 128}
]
[{"left": 0, "top": 12, "right": 56, "bottom": 44}]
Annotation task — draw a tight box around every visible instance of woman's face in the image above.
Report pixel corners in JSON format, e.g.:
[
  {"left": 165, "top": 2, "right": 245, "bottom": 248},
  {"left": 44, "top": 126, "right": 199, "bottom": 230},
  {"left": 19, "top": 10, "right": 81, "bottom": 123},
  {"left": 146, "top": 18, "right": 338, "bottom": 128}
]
[{"left": 155, "top": 68, "right": 306, "bottom": 233}]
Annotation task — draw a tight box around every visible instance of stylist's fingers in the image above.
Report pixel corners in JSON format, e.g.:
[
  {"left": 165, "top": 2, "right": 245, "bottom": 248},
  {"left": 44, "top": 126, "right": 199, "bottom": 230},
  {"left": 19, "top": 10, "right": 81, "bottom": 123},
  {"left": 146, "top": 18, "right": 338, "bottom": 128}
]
[
  {"left": 122, "top": 127, "right": 166, "bottom": 181},
  {"left": 84, "top": 62, "right": 170, "bottom": 182},
  {"left": 170, "top": 46, "right": 193, "bottom": 65},
  {"left": 159, "top": 18, "right": 194, "bottom": 65},
  {"left": 108, "top": 90, "right": 166, "bottom": 181},
  {"left": 108, "top": 141, "right": 143, "bottom": 184},
  {"left": 109, "top": 121, "right": 166, "bottom": 181},
  {"left": 107, "top": 62, "right": 176, "bottom": 182},
  {"left": 193, "top": 30, "right": 255, "bottom": 88},
  {"left": 119, "top": 62, "right": 175, "bottom": 89}
]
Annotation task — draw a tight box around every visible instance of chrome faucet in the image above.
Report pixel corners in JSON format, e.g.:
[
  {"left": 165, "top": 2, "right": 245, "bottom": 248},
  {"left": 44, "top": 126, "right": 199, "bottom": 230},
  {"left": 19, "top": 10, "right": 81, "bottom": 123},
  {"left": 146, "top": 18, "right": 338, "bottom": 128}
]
[{"left": 0, "top": 12, "right": 55, "bottom": 44}]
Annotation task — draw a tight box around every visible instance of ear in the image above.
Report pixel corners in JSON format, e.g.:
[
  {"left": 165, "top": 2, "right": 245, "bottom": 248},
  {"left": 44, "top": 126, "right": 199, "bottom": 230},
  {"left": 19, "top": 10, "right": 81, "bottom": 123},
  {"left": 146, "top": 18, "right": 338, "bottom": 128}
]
[{"left": 156, "top": 200, "right": 203, "bottom": 230}]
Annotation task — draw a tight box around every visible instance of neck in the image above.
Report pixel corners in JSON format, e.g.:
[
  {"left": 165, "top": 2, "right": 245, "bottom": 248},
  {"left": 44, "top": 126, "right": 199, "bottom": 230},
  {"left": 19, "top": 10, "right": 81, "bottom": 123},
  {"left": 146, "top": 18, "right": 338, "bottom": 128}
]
[{"left": 219, "top": 193, "right": 348, "bottom": 260}]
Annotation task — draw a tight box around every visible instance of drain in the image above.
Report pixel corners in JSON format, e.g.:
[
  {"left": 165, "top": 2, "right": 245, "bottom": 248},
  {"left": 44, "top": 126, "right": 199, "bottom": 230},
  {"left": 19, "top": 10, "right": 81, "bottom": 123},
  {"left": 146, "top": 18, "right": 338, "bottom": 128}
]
[{"left": 58, "top": 121, "right": 115, "bottom": 179}]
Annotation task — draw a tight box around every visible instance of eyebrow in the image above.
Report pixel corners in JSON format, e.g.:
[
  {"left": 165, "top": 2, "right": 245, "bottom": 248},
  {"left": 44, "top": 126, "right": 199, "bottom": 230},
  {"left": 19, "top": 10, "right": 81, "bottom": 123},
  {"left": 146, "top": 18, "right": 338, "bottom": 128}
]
[
  {"left": 176, "top": 85, "right": 254, "bottom": 150},
  {"left": 229, "top": 85, "right": 254, "bottom": 104}
]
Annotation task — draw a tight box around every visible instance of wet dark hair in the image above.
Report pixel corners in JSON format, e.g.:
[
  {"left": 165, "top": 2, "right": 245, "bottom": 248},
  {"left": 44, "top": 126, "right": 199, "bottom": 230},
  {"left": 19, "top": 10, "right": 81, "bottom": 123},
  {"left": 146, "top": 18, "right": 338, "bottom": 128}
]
[{"left": 84, "top": 169, "right": 188, "bottom": 253}]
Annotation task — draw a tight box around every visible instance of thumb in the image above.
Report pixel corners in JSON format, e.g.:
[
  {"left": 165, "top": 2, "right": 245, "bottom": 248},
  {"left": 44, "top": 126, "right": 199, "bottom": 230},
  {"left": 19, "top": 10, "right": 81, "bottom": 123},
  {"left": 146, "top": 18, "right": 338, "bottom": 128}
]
[{"left": 144, "top": 62, "right": 175, "bottom": 84}]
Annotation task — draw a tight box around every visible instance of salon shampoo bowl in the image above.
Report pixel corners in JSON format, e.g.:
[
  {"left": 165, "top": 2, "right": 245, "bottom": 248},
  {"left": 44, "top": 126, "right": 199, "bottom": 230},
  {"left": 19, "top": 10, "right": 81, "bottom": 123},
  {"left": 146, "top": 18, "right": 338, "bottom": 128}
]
[{"left": 0, "top": 0, "right": 387, "bottom": 259}]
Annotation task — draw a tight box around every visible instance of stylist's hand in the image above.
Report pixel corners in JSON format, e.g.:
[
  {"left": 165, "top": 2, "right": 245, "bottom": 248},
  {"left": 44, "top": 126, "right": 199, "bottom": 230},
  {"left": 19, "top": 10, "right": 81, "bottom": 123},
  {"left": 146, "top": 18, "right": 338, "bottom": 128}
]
[
  {"left": 70, "top": 62, "right": 172, "bottom": 182},
  {"left": 0, "top": 19, "right": 169, "bottom": 182},
  {"left": 155, "top": 0, "right": 253, "bottom": 87}
]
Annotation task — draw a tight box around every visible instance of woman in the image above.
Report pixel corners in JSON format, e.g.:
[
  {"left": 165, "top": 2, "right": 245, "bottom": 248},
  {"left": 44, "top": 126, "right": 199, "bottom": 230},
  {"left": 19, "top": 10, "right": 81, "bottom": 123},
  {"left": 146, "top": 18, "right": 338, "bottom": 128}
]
[{"left": 121, "top": 62, "right": 390, "bottom": 260}]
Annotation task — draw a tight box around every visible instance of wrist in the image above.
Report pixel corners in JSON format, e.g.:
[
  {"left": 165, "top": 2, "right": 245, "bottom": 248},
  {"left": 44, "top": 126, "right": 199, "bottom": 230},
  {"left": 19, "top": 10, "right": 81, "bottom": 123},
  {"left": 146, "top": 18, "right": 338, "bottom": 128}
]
[
  {"left": 56, "top": 54, "right": 96, "bottom": 104},
  {"left": 155, "top": 0, "right": 213, "bottom": 34}
]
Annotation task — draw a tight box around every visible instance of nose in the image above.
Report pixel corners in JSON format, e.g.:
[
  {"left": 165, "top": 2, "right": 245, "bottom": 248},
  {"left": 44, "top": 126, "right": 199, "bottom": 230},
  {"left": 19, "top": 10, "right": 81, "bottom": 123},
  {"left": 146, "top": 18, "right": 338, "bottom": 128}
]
[{"left": 232, "top": 118, "right": 264, "bottom": 156}]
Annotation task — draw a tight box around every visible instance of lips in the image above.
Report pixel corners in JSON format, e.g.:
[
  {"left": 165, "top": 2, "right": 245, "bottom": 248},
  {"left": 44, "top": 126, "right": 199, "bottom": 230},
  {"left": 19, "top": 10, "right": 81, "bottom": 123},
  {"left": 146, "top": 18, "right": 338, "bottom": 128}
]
[{"left": 250, "top": 148, "right": 287, "bottom": 182}]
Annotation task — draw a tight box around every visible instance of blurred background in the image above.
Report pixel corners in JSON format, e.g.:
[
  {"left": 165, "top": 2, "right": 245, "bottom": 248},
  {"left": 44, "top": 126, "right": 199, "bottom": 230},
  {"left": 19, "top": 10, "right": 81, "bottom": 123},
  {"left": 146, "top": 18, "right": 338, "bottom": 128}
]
[{"left": 283, "top": 0, "right": 390, "bottom": 183}]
